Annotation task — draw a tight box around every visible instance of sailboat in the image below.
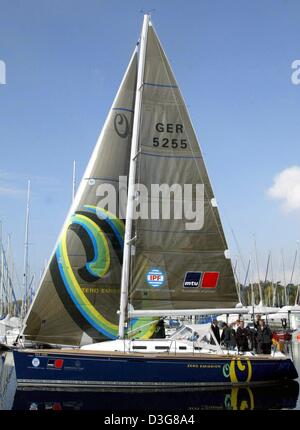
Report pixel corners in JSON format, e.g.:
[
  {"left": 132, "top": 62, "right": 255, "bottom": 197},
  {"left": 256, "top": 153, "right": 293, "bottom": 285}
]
[
  {"left": 0, "top": 182, "right": 33, "bottom": 349},
  {"left": 0, "top": 228, "right": 21, "bottom": 348},
  {"left": 13, "top": 15, "right": 297, "bottom": 387}
]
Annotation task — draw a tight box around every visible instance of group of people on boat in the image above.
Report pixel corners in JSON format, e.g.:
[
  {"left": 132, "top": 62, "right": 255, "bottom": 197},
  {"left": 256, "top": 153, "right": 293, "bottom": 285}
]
[{"left": 210, "top": 316, "right": 273, "bottom": 354}]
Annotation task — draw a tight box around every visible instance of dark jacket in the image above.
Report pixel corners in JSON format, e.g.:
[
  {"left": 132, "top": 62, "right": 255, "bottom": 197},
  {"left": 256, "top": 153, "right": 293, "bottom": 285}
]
[
  {"left": 236, "top": 327, "right": 249, "bottom": 351},
  {"left": 210, "top": 323, "right": 221, "bottom": 345},
  {"left": 254, "top": 320, "right": 261, "bottom": 330},
  {"left": 256, "top": 326, "right": 272, "bottom": 344},
  {"left": 221, "top": 326, "right": 236, "bottom": 348}
]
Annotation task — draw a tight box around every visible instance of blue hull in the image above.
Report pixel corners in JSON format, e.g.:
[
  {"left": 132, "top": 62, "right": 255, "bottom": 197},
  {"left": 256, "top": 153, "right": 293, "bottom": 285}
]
[{"left": 13, "top": 349, "right": 298, "bottom": 388}]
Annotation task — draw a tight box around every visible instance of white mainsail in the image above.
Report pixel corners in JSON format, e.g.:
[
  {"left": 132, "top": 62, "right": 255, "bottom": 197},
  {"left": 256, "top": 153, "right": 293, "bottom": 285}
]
[{"left": 22, "top": 49, "right": 138, "bottom": 345}]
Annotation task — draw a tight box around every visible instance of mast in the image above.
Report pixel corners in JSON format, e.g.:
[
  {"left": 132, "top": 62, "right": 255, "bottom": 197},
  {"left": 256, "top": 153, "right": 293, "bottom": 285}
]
[
  {"left": 243, "top": 258, "right": 251, "bottom": 305},
  {"left": 270, "top": 253, "right": 276, "bottom": 307},
  {"left": 0, "top": 222, "right": 3, "bottom": 316},
  {"left": 7, "top": 234, "right": 12, "bottom": 315},
  {"left": 21, "top": 180, "right": 30, "bottom": 320},
  {"left": 249, "top": 257, "right": 255, "bottom": 307},
  {"left": 281, "top": 248, "right": 287, "bottom": 305},
  {"left": 289, "top": 247, "right": 297, "bottom": 302},
  {"left": 118, "top": 14, "right": 149, "bottom": 339},
  {"left": 264, "top": 251, "right": 271, "bottom": 306},
  {"left": 253, "top": 235, "right": 263, "bottom": 306},
  {"left": 72, "top": 160, "right": 76, "bottom": 202},
  {"left": 295, "top": 240, "right": 300, "bottom": 305}
]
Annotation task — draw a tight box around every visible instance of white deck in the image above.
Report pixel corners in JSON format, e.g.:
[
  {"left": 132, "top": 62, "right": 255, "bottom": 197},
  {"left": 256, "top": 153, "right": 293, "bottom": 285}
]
[{"left": 80, "top": 338, "right": 286, "bottom": 359}]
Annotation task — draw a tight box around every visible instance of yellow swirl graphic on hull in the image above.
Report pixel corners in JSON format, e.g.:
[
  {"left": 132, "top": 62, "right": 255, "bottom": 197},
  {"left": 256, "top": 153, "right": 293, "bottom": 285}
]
[{"left": 229, "top": 357, "right": 252, "bottom": 383}]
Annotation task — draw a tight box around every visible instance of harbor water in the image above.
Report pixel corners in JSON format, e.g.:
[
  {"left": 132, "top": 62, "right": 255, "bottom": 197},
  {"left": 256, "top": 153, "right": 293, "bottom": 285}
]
[{"left": 1, "top": 341, "right": 300, "bottom": 411}]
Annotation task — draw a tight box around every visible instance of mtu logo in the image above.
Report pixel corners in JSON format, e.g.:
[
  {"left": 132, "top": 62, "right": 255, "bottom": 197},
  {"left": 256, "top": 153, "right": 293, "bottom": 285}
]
[
  {"left": 184, "top": 272, "right": 202, "bottom": 288},
  {"left": 146, "top": 268, "right": 166, "bottom": 288},
  {"left": 184, "top": 271, "right": 219, "bottom": 289}
]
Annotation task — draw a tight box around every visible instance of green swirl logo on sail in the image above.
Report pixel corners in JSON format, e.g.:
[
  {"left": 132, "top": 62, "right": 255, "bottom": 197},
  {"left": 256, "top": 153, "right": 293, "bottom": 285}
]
[
  {"left": 55, "top": 205, "right": 156, "bottom": 339},
  {"left": 56, "top": 208, "right": 119, "bottom": 338}
]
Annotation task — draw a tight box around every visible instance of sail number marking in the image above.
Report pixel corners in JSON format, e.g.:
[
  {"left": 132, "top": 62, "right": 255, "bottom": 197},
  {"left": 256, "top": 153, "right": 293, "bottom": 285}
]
[{"left": 153, "top": 123, "right": 187, "bottom": 148}]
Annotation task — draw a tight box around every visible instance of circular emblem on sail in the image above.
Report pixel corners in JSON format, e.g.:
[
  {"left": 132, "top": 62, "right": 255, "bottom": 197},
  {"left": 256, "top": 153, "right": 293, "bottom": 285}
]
[
  {"left": 146, "top": 268, "right": 166, "bottom": 288},
  {"left": 114, "top": 113, "right": 129, "bottom": 138}
]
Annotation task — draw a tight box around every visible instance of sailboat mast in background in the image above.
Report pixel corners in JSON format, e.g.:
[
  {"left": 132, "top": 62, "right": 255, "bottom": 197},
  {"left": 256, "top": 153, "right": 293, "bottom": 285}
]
[
  {"left": 288, "top": 246, "right": 298, "bottom": 303},
  {"left": 21, "top": 180, "right": 31, "bottom": 320},
  {"left": 281, "top": 248, "right": 287, "bottom": 305},
  {"left": 253, "top": 235, "right": 263, "bottom": 306}
]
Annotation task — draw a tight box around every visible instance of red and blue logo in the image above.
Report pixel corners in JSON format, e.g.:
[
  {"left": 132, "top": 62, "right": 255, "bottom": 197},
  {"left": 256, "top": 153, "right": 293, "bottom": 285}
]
[
  {"left": 184, "top": 271, "right": 219, "bottom": 289},
  {"left": 146, "top": 268, "right": 166, "bottom": 288}
]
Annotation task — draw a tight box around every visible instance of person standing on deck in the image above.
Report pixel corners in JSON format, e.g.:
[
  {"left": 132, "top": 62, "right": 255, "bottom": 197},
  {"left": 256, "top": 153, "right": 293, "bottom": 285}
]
[
  {"left": 254, "top": 314, "right": 262, "bottom": 329},
  {"left": 221, "top": 323, "right": 236, "bottom": 350},
  {"left": 236, "top": 320, "right": 249, "bottom": 353},
  {"left": 256, "top": 320, "right": 273, "bottom": 354},
  {"left": 210, "top": 319, "right": 221, "bottom": 345}
]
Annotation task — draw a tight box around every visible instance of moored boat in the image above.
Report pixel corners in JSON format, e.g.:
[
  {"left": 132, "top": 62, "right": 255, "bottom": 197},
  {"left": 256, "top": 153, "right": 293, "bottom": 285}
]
[
  {"left": 13, "top": 14, "right": 298, "bottom": 387},
  {"left": 13, "top": 346, "right": 297, "bottom": 388}
]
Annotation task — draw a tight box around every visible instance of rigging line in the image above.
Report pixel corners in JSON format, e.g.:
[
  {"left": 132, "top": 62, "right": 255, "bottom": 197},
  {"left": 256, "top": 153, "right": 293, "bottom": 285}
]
[
  {"left": 243, "top": 257, "right": 251, "bottom": 287},
  {"left": 233, "top": 259, "right": 241, "bottom": 303},
  {"left": 221, "top": 206, "right": 247, "bottom": 273},
  {"left": 264, "top": 250, "right": 271, "bottom": 283},
  {"left": 151, "top": 25, "right": 229, "bottom": 253}
]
